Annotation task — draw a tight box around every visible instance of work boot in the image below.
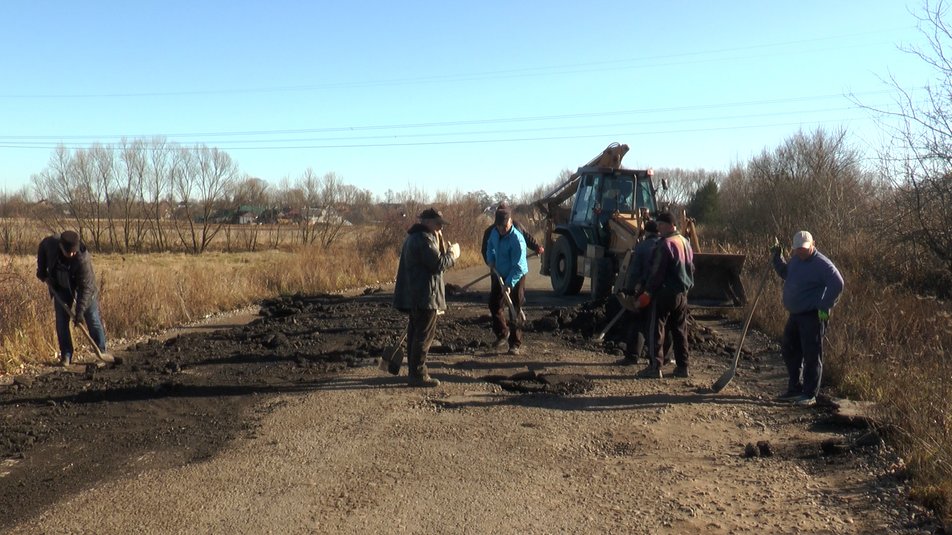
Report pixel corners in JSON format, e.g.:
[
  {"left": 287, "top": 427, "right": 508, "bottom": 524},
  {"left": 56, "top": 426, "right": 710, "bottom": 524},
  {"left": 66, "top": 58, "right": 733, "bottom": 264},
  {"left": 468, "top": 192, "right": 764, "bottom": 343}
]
[
  {"left": 508, "top": 346, "right": 521, "bottom": 356},
  {"left": 59, "top": 354, "right": 72, "bottom": 367},
  {"left": 672, "top": 365, "right": 689, "bottom": 378},
  {"left": 636, "top": 366, "right": 663, "bottom": 379},
  {"left": 617, "top": 355, "right": 639, "bottom": 366},
  {"left": 98, "top": 352, "right": 115, "bottom": 364},
  {"left": 493, "top": 335, "right": 508, "bottom": 351},
  {"left": 793, "top": 395, "right": 816, "bottom": 407},
  {"left": 408, "top": 374, "right": 440, "bottom": 388},
  {"left": 775, "top": 390, "right": 803, "bottom": 402}
]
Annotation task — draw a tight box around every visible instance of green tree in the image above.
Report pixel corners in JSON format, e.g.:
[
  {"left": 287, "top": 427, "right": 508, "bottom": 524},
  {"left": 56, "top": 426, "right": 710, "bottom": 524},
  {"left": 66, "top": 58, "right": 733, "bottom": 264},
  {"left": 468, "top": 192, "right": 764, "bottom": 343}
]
[{"left": 686, "top": 178, "right": 720, "bottom": 225}]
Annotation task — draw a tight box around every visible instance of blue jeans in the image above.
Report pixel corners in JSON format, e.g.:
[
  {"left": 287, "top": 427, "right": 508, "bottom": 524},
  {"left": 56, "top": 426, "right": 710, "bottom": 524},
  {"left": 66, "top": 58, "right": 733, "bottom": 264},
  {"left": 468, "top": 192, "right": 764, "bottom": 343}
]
[
  {"left": 782, "top": 310, "right": 826, "bottom": 398},
  {"left": 53, "top": 293, "right": 107, "bottom": 359}
]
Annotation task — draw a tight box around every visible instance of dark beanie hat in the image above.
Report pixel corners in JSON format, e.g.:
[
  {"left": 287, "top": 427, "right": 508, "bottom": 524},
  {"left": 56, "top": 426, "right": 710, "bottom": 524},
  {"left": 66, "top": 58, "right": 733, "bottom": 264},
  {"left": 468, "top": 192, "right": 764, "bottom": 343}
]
[
  {"left": 494, "top": 201, "right": 512, "bottom": 225},
  {"left": 655, "top": 212, "right": 675, "bottom": 225},
  {"left": 60, "top": 230, "right": 80, "bottom": 253},
  {"left": 644, "top": 220, "right": 658, "bottom": 234}
]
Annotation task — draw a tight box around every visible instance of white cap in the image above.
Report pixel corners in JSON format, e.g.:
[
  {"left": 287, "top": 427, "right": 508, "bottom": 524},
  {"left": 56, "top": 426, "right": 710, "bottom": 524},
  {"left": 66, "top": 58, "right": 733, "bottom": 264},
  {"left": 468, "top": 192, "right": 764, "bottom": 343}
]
[{"left": 792, "top": 230, "right": 814, "bottom": 249}]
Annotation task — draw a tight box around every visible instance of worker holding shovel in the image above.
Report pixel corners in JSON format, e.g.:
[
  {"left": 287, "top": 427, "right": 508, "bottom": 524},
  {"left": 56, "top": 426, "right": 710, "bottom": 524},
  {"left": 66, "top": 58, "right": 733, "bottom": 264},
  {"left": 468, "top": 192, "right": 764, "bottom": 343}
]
[
  {"left": 481, "top": 202, "right": 541, "bottom": 354},
  {"left": 617, "top": 219, "right": 662, "bottom": 364},
  {"left": 485, "top": 204, "right": 529, "bottom": 355},
  {"left": 36, "top": 230, "right": 109, "bottom": 366}
]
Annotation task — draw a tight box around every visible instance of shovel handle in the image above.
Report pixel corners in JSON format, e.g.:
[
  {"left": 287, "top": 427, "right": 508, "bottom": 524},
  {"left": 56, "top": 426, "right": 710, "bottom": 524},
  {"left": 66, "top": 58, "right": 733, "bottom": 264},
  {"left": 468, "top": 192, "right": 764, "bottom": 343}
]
[{"left": 47, "top": 281, "right": 104, "bottom": 361}]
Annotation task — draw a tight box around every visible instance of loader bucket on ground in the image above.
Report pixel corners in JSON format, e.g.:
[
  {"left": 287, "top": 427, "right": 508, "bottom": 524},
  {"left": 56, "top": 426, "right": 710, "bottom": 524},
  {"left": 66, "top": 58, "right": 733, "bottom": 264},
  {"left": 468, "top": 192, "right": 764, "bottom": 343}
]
[{"left": 688, "top": 253, "right": 747, "bottom": 308}]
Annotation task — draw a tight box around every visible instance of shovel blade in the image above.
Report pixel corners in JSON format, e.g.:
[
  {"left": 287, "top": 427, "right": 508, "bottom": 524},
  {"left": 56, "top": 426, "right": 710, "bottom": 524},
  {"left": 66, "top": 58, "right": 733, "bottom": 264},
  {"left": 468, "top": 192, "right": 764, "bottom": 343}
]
[
  {"left": 379, "top": 344, "right": 404, "bottom": 375},
  {"left": 711, "top": 365, "right": 736, "bottom": 393}
]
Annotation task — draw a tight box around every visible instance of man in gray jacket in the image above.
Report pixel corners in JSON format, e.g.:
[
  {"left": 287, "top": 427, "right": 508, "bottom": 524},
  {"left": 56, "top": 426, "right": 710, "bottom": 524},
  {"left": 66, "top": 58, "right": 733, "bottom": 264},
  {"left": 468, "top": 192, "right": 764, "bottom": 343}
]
[
  {"left": 771, "top": 230, "right": 844, "bottom": 406},
  {"left": 36, "top": 230, "right": 107, "bottom": 366},
  {"left": 392, "top": 208, "right": 460, "bottom": 387}
]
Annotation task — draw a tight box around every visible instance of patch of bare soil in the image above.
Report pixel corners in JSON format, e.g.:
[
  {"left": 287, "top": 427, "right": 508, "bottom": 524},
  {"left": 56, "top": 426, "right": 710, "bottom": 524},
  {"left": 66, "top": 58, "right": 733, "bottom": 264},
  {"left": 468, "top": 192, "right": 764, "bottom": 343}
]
[{"left": 0, "top": 288, "right": 944, "bottom": 534}]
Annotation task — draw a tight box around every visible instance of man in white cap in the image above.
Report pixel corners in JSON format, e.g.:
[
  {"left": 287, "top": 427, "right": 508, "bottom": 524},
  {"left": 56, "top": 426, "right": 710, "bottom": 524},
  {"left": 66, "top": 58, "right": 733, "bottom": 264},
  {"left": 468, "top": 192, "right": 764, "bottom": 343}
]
[{"left": 771, "top": 230, "right": 844, "bottom": 406}]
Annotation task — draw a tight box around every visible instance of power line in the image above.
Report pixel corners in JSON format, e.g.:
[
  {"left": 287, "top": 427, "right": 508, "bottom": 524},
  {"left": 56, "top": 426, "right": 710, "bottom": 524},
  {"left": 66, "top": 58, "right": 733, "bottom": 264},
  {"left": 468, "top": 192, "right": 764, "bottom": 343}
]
[{"left": 0, "top": 90, "right": 897, "bottom": 142}]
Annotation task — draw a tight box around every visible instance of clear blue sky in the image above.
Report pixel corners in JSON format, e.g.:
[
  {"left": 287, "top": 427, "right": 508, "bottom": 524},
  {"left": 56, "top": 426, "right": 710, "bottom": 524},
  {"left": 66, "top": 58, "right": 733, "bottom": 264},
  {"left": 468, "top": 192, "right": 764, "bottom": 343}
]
[{"left": 0, "top": 1, "right": 934, "bottom": 199}]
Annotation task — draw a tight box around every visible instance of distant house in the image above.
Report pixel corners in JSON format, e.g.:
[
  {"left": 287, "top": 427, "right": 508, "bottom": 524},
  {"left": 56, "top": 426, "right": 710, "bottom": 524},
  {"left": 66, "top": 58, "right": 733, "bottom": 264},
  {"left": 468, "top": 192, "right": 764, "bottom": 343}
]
[
  {"left": 237, "top": 211, "right": 257, "bottom": 225},
  {"left": 235, "top": 205, "right": 266, "bottom": 224},
  {"left": 309, "top": 206, "right": 352, "bottom": 226}
]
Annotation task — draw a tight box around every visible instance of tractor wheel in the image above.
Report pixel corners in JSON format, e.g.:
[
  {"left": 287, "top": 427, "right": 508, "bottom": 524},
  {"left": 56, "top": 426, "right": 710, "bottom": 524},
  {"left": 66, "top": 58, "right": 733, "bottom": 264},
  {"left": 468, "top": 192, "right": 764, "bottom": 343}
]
[
  {"left": 590, "top": 257, "right": 615, "bottom": 300},
  {"left": 550, "top": 235, "right": 584, "bottom": 296}
]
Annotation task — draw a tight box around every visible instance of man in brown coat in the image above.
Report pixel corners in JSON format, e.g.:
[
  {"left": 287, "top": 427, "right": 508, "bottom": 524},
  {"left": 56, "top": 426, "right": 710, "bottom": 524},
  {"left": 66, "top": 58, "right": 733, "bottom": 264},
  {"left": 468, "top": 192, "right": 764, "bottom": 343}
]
[{"left": 392, "top": 208, "right": 460, "bottom": 387}]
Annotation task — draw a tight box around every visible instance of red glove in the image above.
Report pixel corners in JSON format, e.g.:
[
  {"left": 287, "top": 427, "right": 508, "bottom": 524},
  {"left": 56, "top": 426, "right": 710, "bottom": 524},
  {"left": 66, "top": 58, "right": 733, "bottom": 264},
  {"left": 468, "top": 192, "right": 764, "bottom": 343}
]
[
  {"left": 637, "top": 293, "right": 652, "bottom": 309},
  {"left": 537, "top": 246, "right": 544, "bottom": 255}
]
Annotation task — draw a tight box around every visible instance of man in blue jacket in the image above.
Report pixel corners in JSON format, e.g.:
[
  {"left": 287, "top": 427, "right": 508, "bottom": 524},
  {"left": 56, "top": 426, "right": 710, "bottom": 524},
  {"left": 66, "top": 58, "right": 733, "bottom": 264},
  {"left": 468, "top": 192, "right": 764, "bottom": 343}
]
[
  {"left": 771, "top": 230, "right": 844, "bottom": 406},
  {"left": 485, "top": 204, "right": 529, "bottom": 355}
]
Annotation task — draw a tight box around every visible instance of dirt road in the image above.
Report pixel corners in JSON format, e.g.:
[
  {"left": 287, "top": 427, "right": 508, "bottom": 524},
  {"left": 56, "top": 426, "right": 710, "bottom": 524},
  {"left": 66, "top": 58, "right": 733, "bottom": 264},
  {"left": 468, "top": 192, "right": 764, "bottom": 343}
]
[{"left": 0, "top": 258, "right": 941, "bottom": 534}]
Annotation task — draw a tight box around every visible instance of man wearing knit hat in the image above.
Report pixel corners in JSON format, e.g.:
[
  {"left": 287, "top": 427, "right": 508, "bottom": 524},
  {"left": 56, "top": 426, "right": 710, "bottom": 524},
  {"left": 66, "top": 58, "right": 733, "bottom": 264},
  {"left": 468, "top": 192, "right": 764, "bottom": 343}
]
[
  {"left": 36, "top": 230, "right": 108, "bottom": 366},
  {"left": 483, "top": 202, "right": 536, "bottom": 354},
  {"left": 481, "top": 202, "right": 543, "bottom": 353},
  {"left": 771, "top": 230, "right": 844, "bottom": 406},
  {"left": 636, "top": 212, "right": 694, "bottom": 379}
]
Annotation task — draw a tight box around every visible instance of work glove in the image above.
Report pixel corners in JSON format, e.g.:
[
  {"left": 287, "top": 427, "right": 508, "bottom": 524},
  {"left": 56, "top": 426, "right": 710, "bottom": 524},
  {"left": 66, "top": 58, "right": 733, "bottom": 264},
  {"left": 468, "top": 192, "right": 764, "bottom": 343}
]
[
  {"left": 449, "top": 242, "right": 460, "bottom": 260},
  {"left": 769, "top": 236, "right": 781, "bottom": 256},
  {"left": 537, "top": 246, "right": 544, "bottom": 255},
  {"left": 636, "top": 292, "right": 652, "bottom": 309},
  {"left": 818, "top": 309, "right": 830, "bottom": 321},
  {"left": 73, "top": 316, "right": 83, "bottom": 327}
]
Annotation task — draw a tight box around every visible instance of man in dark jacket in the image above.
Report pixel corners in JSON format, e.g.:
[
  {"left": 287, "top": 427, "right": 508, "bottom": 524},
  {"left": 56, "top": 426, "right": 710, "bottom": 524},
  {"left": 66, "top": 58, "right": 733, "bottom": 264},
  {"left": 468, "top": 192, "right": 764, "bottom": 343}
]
[
  {"left": 481, "top": 202, "right": 542, "bottom": 353},
  {"left": 771, "top": 230, "right": 844, "bottom": 406},
  {"left": 637, "top": 212, "right": 694, "bottom": 379},
  {"left": 36, "top": 230, "right": 107, "bottom": 366},
  {"left": 392, "top": 208, "right": 460, "bottom": 387},
  {"left": 619, "top": 220, "right": 662, "bottom": 364}
]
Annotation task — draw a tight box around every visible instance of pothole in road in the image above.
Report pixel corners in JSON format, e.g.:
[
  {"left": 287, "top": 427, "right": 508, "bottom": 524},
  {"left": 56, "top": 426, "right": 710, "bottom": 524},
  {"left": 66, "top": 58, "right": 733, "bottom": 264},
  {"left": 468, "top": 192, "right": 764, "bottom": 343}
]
[{"left": 482, "top": 370, "right": 594, "bottom": 395}]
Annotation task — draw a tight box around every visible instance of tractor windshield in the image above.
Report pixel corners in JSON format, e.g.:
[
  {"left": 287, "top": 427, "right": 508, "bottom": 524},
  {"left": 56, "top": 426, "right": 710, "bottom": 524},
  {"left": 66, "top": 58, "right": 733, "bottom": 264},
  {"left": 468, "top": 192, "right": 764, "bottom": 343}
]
[{"left": 634, "top": 177, "right": 656, "bottom": 213}]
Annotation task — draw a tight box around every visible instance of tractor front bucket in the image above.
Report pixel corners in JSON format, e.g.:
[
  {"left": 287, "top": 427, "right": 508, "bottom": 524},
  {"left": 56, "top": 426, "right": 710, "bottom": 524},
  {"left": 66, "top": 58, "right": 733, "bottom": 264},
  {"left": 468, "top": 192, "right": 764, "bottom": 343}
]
[{"left": 688, "top": 253, "right": 748, "bottom": 308}]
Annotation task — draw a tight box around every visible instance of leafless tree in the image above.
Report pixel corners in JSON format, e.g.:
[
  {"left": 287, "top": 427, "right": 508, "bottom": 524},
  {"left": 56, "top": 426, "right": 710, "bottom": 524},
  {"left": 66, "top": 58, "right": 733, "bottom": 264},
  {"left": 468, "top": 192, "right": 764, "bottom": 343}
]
[
  {"left": 115, "top": 139, "right": 149, "bottom": 252},
  {"left": 857, "top": 0, "right": 952, "bottom": 272},
  {"left": 719, "top": 127, "right": 871, "bottom": 251},
  {"left": 146, "top": 139, "right": 175, "bottom": 251},
  {"left": 170, "top": 145, "right": 238, "bottom": 253}
]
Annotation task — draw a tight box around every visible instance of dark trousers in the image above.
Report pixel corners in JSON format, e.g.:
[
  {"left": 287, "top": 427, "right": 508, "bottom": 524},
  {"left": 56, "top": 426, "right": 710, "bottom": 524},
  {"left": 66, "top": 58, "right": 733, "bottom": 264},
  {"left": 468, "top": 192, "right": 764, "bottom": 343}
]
[
  {"left": 407, "top": 308, "right": 438, "bottom": 378},
  {"left": 782, "top": 311, "right": 826, "bottom": 397},
  {"left": 625, "top": 309, "right": 671, "bottom": 360},
  {"left": 489, "top": 275, "right": 525, "bottom": 349},
  {"left": 649, "top": 291, "right": 689, "bottom": 369},
  {"left": 53, "top": 293, "right": 107, "bottom": 358}
]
